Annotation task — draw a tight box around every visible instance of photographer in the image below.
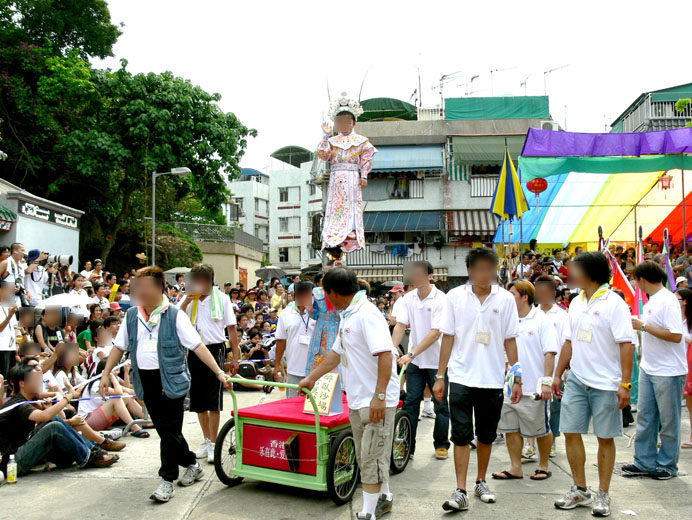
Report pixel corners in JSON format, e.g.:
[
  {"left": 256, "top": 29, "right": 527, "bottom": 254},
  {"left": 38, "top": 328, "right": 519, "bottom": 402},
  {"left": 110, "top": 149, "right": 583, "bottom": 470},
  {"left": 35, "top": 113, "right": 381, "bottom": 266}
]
[
  {"left": 0, "top": 243, "right": 32, "bottom": 306},
  {"left": 25, "top": 249, "right": 49, "bottom": 305}
]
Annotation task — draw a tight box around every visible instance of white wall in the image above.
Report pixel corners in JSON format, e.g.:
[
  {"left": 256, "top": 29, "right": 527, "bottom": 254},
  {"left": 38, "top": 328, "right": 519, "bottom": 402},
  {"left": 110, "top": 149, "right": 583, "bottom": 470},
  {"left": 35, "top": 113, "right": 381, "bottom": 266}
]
[{"left": 14, "top": 216, "right": 80, "bottom": 269}]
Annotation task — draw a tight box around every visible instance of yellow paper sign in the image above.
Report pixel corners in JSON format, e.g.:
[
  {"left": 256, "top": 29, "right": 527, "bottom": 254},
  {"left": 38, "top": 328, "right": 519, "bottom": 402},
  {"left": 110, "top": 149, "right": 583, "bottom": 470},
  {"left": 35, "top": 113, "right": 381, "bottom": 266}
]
[{"left": 303, "top": 372, "right": 340, "bottom": 415}]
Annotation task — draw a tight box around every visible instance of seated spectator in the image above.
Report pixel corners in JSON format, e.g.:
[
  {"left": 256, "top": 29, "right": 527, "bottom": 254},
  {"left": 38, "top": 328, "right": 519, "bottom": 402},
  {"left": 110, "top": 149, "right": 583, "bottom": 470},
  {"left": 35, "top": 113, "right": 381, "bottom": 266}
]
[
  {"left": 240, "top": 329, "right": 272, "bottom": 380},
  {"left": 34, "top": 306, "right": 64, "bottom": 353},
  {"left": 260, "top": 320, "right": 273, "bottom": 337},
  {"left": 241, "top": 304, "right": 256, "bottom": 328},
  {"left": 78, "top": 360, "right": 149, "bottom": 438},
  {"left": 0, "top": 362, "right": 118, "bottom": 477}
]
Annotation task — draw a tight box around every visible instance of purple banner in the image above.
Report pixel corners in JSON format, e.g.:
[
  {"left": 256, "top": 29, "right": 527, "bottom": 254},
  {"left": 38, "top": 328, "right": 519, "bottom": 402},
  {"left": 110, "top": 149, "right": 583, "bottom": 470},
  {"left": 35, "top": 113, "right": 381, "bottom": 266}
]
[{"left": 521, "top": 127, "right": 692, "bottom": 157}]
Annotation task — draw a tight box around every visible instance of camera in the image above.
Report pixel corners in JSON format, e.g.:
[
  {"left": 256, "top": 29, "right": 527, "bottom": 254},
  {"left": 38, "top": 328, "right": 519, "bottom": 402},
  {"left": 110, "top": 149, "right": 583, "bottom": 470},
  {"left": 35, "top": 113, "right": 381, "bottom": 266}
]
[{"left": 46, "top": 254, "right": 72, "bottom": 267}]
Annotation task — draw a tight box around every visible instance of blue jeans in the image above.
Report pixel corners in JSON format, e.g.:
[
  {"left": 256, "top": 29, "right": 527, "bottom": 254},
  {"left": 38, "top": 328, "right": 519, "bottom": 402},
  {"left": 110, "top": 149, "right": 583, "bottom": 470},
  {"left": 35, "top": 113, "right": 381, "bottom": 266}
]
[
  {"left": 633, "top": 370, "right": 686, "bottom": 474},
  {"left": 402, "top": 363, "right": 450, "bottom": 453},
  {"left": 15, "top": 417, "right": 93, "bottom": 475},
  {"left": 550, "top": 396, "right": 561, "bottom": 437},
  {"left": 631, "top": 353, "right": 640, "bottom": 405}
]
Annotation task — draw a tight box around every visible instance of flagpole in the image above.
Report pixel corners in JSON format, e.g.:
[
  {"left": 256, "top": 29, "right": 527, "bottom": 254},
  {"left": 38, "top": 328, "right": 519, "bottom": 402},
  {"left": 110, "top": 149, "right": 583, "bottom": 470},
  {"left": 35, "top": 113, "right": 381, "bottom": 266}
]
[{"left": 683, "top": 169, "right": 687, "bottom": 254}]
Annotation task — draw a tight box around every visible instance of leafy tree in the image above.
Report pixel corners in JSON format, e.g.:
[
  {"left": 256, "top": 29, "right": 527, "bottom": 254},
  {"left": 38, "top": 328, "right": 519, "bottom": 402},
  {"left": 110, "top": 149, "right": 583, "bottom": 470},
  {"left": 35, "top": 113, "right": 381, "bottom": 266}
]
[
  {"left": 62, "top": 60, "right": 256, "bottom": 264},
  {"left": 675, "top": 98, "right": 692, "bottom": 127}
]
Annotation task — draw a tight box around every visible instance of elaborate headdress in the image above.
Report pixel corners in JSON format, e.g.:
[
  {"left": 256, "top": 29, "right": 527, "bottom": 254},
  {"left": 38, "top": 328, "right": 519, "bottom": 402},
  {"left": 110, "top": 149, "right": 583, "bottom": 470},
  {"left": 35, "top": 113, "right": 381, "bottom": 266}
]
[{"left": 327, "top": 92, "right": 364, "bottom": 121}]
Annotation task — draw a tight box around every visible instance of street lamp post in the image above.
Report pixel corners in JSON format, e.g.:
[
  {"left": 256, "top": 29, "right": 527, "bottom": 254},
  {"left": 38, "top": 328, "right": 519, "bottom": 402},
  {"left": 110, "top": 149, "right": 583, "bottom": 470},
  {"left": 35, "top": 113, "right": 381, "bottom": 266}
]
[{"left": 151, "top": 167, "right": 192, "bottom": 266}]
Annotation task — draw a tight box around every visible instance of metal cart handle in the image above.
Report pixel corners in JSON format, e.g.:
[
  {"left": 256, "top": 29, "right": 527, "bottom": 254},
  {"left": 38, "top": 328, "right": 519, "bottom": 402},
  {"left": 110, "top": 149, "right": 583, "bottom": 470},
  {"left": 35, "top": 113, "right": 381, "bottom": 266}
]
[{"left": 224, "top": 378, "right": 322, "bottom": 431}]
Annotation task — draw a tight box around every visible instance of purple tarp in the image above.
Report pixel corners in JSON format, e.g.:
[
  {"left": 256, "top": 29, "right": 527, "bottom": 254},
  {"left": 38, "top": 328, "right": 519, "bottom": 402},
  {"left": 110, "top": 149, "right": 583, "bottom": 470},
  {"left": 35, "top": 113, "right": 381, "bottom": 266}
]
[{"left": 521, "top": 127, "right": 692, "bottom": 157}]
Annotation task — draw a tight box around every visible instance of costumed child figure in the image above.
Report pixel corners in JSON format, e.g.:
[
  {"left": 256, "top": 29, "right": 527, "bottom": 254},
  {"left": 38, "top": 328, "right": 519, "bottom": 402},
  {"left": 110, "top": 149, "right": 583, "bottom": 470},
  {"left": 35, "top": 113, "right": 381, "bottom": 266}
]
[{"left": 316, "top": 93, "right": 377, "bottom": 263}]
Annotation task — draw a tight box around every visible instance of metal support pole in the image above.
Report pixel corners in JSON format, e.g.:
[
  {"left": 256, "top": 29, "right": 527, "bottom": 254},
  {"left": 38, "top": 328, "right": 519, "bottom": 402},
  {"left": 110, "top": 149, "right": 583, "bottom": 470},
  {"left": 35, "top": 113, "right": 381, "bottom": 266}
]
[{"left": 152, "top": 172, "right": 156, "bottom": 266}]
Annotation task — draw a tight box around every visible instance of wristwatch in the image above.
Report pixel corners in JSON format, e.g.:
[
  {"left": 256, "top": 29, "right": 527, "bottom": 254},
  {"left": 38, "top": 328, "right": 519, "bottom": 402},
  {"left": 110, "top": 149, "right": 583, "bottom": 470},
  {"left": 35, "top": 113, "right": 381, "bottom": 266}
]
[
  {"left": 216, "top": 369, "right": 225, "bottom": 376},
  {"left": 620, "top": 382, "right": 632, "bottom": 391},
  {"left": 375, "top": 393, "right": 386, "bottom": 401},
  {"left": 408, "top": 351, "right": 416, "bottom": 360},
  {"left": 434, "top": 374, "right": 445, "bottom": 381},
  {"left": 640, "top": 323, "right": 647, "bottom": 333}
]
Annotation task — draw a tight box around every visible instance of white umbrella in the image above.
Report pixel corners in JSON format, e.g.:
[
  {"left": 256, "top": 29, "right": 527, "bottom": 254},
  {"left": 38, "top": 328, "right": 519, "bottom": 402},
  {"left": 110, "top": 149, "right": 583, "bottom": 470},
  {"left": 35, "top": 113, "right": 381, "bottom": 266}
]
[
  {"left": 255, "top": 266, "right": 286, "bottom": 280},
  {"left": 37, "top": 293, "right": 93, "bottom": 310}
]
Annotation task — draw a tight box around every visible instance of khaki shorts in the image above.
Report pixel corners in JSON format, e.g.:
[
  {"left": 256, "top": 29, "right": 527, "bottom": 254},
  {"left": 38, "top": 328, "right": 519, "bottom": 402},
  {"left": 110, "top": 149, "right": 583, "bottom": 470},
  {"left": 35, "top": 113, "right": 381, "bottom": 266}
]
[
  {"left": 498, "top": 395, "right": 550, "bottom": 439},
  {"left": 349, "top": 406, "right": 396, "bottom": 485}
]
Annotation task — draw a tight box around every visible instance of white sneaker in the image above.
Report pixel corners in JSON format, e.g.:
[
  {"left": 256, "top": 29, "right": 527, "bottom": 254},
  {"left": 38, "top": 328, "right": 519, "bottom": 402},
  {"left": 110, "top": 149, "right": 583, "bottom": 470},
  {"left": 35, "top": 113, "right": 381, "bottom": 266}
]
[
  {"left": 207, "top": 442, "right": 215, "bottom": 464},
  {"left": 150, "top": 479, "right": 175, "bottom": 502},
  {"left": 521, "top": 442, "right": 536, "bottom": 459},
  {"left": 195, "top": 439, "right": 210, "bottom": 459},
  {"left": 421, "top": 410, "right": 435, "bottom": 419},
  {"left": 550, "top": 442, "right": 558, "bottom": 458},
  {"left": 178, "top": 462, "right": 204, "bottom": 487}
]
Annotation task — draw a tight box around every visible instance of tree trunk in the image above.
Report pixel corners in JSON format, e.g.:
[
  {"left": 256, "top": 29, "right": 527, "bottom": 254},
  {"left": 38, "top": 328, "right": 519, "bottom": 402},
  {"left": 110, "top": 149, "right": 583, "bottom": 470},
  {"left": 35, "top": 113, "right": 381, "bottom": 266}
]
[{"left": 101, "top": 189, "right": 133, "bottom": 264}]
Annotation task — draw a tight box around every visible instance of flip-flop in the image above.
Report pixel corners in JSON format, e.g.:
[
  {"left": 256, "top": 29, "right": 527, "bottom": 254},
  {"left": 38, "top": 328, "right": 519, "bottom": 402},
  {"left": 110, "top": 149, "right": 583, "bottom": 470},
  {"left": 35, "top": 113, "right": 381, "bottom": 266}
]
[
  {"left": 132, "top": 429, "right": 150, "bottom": 438},
  {"left": 492, "top": 470, "right": 523, "bottom": 480},
  {"left": 681, "top": 441, "right": 692, "bottom": 449},
  {"left": 530, "top": 469, "right": 552, "bottom": 480}
]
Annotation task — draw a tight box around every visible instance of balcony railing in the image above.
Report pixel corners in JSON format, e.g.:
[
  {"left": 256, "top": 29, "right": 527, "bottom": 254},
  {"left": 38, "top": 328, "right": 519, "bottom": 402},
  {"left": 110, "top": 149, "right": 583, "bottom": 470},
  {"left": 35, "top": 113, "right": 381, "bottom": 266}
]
[
  {"left": 347, "top": 243, "right": 427, "bottom": 267},
  {"left": 622, "top": 93, "right": 692, "bottom": 132}
]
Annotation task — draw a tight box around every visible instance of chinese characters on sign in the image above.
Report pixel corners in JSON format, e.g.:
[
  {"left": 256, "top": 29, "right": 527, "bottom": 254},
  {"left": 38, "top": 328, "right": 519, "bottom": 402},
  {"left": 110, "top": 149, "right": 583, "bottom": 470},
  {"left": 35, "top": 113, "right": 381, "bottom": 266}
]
[
  {"left": 303, "top": 372, "right": 342, "bottom": 415},
  {"left": 19, "top": 201, "right": 79, "bottom": 229},
  {"left": 259, "top": 439, "right": 288, "bottom": 460}
]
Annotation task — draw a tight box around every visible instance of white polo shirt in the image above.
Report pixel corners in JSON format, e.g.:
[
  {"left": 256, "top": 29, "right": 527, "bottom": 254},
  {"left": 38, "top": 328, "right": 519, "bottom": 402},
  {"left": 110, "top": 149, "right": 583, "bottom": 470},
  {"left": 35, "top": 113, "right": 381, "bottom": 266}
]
[
  {"left": 395, "top": 285, "right": 447, "bottom": 370},
  {"left": 332, "top": 298, "right": 400, "bottom": 409},
  {"left": 179, "top": 294, "right": 236, "bottom": 345},
  {"left": 390, "top": 297, "right": 405, "bottom": 323},
  {"left": 441, "top": 284, "right": 520, "bottom": 389},
  {"left": 275, "top": 303, "right": 315, "bottom": 377},
  {"left": 0, "top": 306, "right": 17, "bottom": 352},
  {"left": 517, "top": 306, "right": 558, "bottom": 393},
  {"left": 566, "top": 288, "right": 633, "bottom": 391},
  {"left": 114, "top": 307, "right": 202, "bottom": 370},
  {"left": 537, "top": 304, "right": 570, "bottom": 375},
  {"left": 640, "top": 287, "right": 687, "bottom": 377}
]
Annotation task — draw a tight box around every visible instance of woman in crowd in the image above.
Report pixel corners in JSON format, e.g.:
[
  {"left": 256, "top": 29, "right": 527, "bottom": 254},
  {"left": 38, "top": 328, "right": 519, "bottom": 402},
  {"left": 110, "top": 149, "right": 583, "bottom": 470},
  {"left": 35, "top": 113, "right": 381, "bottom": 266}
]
[
  {"left": 677, "top": 288, "right": 692, "bottom": 449},
  {"left": 78, "top": 318, "right": 103, "bottom": 353},
  {"left": 79, "top": 360, "right": 149, "bottom": 438},
  {"left": 267, "top": 277, "right": 280, "bottom": 299},
  {"left": 270, "top": 283, "right": 286, "bottom": 314},
  {"left": 256, "top": 290, "right": 270, "bottom": 318}
]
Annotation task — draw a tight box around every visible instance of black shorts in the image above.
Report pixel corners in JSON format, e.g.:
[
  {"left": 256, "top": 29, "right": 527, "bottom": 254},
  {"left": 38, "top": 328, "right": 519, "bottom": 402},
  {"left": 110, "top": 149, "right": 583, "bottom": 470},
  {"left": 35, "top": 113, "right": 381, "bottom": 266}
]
[
  {"left": 189, "top": 342, "right": 225, "bottom": 413},
  {"left": 449, "top": 382, "right": 504, "bottom": 446}
]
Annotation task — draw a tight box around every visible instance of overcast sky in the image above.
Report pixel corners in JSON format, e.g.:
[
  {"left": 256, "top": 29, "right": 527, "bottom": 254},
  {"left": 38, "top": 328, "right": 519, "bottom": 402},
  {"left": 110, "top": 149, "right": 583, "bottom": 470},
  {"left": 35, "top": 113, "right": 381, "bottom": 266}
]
[{"left": 98, "top": 0, "right": 691, "bottom": 171}]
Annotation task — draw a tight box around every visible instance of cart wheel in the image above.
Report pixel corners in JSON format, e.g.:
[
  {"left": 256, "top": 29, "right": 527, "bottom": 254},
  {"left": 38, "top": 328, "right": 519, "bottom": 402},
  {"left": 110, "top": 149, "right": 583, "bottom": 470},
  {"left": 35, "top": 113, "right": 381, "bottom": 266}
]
[
  {"left": 327, "top": 429, "right": 359, "bottom": 505},
  {"left": 390, "top": 410, "right": 412, "bottom": 474},
  {"left": 214, "top": 418, "right": 244, "bottom": 487}
]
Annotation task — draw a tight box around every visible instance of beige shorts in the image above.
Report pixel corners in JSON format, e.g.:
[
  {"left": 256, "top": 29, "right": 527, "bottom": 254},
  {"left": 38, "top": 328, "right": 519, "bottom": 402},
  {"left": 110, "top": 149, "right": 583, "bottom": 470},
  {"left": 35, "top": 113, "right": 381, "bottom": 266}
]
[
  {"left": 498, "top": 395, "right": 550, "bottom": 439},
  {"left": 349, "top": 406, "right": 397, "bottom": 485}
]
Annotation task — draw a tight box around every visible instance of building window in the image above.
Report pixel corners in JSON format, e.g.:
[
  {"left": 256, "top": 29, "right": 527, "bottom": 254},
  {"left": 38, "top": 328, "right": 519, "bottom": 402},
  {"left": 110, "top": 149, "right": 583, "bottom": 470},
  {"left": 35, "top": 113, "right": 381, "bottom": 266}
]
[
  {"left": 309, "top": 247, "right": 317, "bottom": 259},
  {"left": 279, "top": 187, "right": 288, "bottom": 202},
  {"left": 234, "top": 198, "right": 243, "bottom": 209},
  {"left": 254, "top": 197, "right": 260, "bottom": 212},
  {"left": 279, "top": 217, "right": 288, "bottom": 232},
  {"left": 279, "top": 247, "right": 289, "bottom": 263},
  {"left": 254, "top": 224, "right": 261, "bottom": 237},
  {"left": 310, "top": 183, "right": 316, "bottom": 196}
]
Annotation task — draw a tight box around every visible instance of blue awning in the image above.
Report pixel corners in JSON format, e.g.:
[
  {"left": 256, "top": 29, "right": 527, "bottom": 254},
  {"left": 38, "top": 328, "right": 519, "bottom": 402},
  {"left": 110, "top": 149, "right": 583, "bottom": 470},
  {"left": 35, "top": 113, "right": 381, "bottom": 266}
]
[
  {"left": 364, "top": 211, "right": 443, "bottom": 232},
  {"left": 371, "top": 145, "right": 444, "bottom": 172}
]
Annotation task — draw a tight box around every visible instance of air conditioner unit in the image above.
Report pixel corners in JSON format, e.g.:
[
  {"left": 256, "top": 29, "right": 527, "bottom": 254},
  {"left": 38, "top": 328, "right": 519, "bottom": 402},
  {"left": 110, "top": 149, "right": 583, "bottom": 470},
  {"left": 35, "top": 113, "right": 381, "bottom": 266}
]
[{"left": 540, "top": 120, "right": 559, "bottom": 131}]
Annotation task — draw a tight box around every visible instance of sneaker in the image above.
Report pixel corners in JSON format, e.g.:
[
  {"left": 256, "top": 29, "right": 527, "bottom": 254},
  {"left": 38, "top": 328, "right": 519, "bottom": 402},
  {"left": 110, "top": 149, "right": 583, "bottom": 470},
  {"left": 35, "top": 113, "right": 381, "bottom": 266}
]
[
  {"left": 550, "top": 442, "right": 557, "bottom": 458},
  {"left": 592, "top": 489, "right": 611, "bottom": 517},
  {"left": 554, "top": 484, "right": 593, "bottom": 510},
  {"left": 521, "top": 442, "right": 536, "bottom": 459},
  {"left": 621, "top": 463, "right": 649, "bottom": 477},
  {"left": 442, "top": 489, "right": 469, "bottom": 511},
  {"left": 375, "top": 494, "right": 393, "bottom": 517},
  {"left": 207, "top": 442, "right": 215, "bottom": 464},
  {"left": 474, "top": 480, "right": 496, "bottom": 503},
  {"left": 150, "top": 478, "right": 175, "bottom": 502},
  {"left": 100, "top": 437, "right": 126, "bottom": 451},
  {"left": 435, "top": 447, "right": 449, "bottom": 460},
  {"left": 421, "top": 410, "right": 435, "bottom": 419},
  {"left": 354, "top": 514, "right": 372, "bottom": 520},
  {"left": 178, "top": 461, "right": 204, "bottom": 487},
  {"left": 649, "top": 469, "right": 674, "bottom": 480},
  {"left": 195, "top": 439, "right": 210, "bottom": 458}
]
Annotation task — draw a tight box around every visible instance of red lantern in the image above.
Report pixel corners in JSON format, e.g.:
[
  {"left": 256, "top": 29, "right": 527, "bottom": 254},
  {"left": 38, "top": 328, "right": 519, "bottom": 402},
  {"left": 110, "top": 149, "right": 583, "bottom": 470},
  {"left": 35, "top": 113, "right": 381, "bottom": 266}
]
[{"left": 527, "top": 177, "right": 548, "bottom": 213}]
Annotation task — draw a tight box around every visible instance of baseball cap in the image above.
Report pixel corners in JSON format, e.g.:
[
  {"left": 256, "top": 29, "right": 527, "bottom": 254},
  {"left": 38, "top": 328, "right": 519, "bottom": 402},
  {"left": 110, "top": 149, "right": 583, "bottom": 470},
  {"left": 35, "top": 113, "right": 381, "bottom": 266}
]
[
  {"left": 83, "top": 280, "right": 93, "bottom": 288},
  {"left": 388, "top": 285, "right": 404, "bottom": 293},
  {"left": 27, "top": 249, "right": 41, "bottom": 263},
  {"left": 109, "top": 302, "right": 122, "bottom": 311},
  {"left": 676, "top": 276, "right": 687, "bottom": 285}
]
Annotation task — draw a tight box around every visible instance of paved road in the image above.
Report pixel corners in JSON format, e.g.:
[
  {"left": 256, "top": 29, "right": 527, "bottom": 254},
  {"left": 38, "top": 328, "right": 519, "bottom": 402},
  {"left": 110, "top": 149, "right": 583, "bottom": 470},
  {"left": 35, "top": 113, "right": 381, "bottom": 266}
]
[{"left": 2, "top": 390, "right": 691, "bottom": 520}]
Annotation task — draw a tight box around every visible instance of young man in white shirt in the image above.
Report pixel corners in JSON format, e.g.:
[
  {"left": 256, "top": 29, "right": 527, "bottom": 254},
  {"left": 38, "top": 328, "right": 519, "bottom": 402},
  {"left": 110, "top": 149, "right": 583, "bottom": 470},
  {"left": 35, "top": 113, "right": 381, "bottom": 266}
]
[
  {"left": 24, "top": 249, "right": 49, "bottom": 305},
  {"left": 101, "top": 266, "right": 230, "bottom": 503},
  {"left": 179, "top": 263, "right": 240, "bottom": 464},
  {"left": 535, "top": 274, "right": 570, "bottom": 457},
  {"left": 393, "top": 260, "right": 450, "bottom": 460},
  {"left": 299, "top": 267, "right": 399, "bottom": 520},
  {"left": 434, "top": 248, "right": 523, "bottom": 512},
  {"left": 0, "top": 282, "right": 18, "bottom": 388},
  {"left": 623, "top": 261, "right": 687, "bottom": 480},
  {"left": 493, "top": 280, "right": 557, "bottom": 482},
  {"left": 274, "top": 280, "right": 316, "bottom": 398},
  {"left": 553, "top": 252, "right": 634, "bottom": 517}
]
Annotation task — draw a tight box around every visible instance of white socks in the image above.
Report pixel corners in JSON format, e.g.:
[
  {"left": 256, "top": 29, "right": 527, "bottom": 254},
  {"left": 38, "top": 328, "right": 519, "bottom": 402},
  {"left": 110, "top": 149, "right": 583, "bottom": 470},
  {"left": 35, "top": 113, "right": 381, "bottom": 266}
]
[
  {"left": 380, "top": 481, "right": 393, "bottom": 500},
  {"left": 423, "top": 397, "right": 433, "bottom": 412},
  {"left": 361, "top": 491, "right": 379, "bottom": 516}
]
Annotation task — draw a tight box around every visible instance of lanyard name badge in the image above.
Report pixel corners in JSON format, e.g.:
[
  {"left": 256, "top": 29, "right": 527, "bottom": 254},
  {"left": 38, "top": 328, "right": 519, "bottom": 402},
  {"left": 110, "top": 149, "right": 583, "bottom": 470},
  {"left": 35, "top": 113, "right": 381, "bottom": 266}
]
[
  {"left": 139, "top": 318, "right": 157, "bottom": 353},
  {"left": 576, "top": 286, "right": 607, "bottom": 344},
  {"left": 299, "top": 312, "right": 311, "bottom": 345},
  {"left": 474, "top": 297, "right": 491, "bottom": 346}
]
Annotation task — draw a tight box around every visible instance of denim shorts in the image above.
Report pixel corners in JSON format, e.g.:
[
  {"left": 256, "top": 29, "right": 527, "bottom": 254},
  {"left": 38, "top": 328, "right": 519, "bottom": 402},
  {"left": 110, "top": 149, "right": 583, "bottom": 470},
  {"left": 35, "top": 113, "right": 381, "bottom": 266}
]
[{"left": 560, "top": 371, "right": 623, "bottom": 439}]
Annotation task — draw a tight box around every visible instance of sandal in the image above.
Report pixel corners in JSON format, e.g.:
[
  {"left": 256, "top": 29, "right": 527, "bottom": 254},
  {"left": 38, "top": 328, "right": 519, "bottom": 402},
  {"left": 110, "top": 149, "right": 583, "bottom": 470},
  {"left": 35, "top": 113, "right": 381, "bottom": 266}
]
[
  {"left": 682, "top": 441, "right": 692, "bottom": 449},
  {"left": 492, "top": 470, "right": 523, "bottom": 480},
  {"left": 530, "top": 469, "right": 552, "bottom": 480},
  {"left": 132, "top": 429, "right": 150, "bottom": 438}
]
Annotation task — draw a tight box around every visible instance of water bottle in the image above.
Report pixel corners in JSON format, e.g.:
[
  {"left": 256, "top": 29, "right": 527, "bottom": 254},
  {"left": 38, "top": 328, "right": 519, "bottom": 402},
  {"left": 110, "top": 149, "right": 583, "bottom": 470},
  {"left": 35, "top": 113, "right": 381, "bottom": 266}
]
[{"left": 7, "top": 454, "right": 17, "bottom": 484}]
